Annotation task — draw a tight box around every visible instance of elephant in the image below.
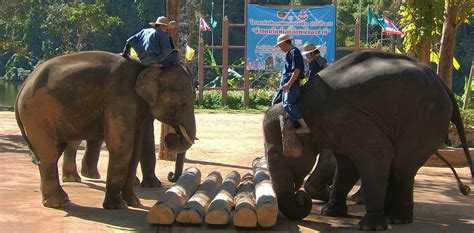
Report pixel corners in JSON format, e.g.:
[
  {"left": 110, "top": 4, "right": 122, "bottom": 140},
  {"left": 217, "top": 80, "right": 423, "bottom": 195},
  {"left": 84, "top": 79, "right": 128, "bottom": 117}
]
[
  {"left": 15, "top": 51, "right": 196, "bottom": 209},
  {"left": 263, "top": 51, "right": 474, "bottom": 230}
]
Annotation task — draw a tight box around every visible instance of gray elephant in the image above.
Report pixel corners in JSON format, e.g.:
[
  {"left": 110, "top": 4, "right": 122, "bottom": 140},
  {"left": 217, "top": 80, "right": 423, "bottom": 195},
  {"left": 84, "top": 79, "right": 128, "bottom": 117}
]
[
  {"left": 263, "top": 51, "right": 474, "bottom": 230},
  {"left": 15, "top": 51, "right": 196, "bottom": 209}
]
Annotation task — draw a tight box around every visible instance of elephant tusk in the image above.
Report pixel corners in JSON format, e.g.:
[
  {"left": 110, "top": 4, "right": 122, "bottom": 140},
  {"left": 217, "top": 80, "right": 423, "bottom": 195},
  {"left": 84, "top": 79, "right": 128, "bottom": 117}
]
[{"left": 179, "top": 125, "right": 194, "bottom": 145}]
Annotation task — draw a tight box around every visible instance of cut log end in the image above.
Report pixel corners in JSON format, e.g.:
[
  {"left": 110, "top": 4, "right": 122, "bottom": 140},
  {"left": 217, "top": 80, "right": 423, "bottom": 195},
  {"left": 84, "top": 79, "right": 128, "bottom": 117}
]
[
  {"left": 176, "top": 208, "right": 203, "bottom": 224},
  {"left": 204, "top": 209, "right": 231, "bottom": 225},
  {"left": 257, "top": 204, "right": 278, "bottom": 227},
  {"left": 147, "top": 203, "right": 175, "bottom": 225},
  {"left": 233, "top": 208, "right": 257, "bottom": 228}
]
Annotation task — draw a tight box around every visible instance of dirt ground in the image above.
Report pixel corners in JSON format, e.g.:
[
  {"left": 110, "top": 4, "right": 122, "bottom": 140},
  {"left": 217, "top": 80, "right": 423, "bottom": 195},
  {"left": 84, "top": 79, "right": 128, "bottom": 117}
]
[{"left": 0, "top": 111, "right": 473, "bottom": 232}]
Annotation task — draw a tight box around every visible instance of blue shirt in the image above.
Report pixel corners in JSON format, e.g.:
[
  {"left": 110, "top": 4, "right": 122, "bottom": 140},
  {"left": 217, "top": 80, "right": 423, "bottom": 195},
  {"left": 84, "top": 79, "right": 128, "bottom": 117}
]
[
  {"left": 307, "top": 56, "right": 327, "bottom": 79},
  {"left": 280, "top": 47, "right": 305, "bottom": 87},
  {"left": 126, "top": 27, "right": 172, "bottom": 64}
]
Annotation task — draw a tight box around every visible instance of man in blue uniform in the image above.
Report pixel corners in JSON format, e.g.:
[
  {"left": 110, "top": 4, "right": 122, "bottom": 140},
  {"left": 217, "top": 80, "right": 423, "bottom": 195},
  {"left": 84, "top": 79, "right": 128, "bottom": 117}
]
[
  {"left": 273, "top": 34, "right": 310, "bottom": 134},
  {"left": 121, "top": 16, "right": 178, "bottom": 67},
  {"left": 302, "top": 43, "right": 327, "bottom": 79}
]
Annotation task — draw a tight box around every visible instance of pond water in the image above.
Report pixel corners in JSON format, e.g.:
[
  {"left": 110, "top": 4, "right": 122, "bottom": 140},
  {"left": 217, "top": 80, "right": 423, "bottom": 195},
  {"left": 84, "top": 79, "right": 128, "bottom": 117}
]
[{"left": 0, "top": 80, "right": 21, "bottom": 109}]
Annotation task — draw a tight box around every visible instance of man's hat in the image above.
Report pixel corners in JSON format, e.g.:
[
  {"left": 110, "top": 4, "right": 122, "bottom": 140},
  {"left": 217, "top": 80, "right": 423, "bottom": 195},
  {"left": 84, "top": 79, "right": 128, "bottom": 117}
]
[
  {"left": 301, "top": 43, "right": 321, "bottom": 55},
  {"left": 168, "top": 21, "right": 178, "bottom": 28},
  {"left": 274, "top": 34, "right": 292, "bottom": 47},
  {"left": 149, "top": 16, "right": 169, "bottom": 27}
]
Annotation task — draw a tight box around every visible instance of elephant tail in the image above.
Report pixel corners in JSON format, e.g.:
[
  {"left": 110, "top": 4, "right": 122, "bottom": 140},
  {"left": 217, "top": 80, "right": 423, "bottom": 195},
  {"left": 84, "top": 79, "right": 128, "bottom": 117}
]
[
  {"left": 441, "top": 79, "right": 474, "bottom": 178},
  {"left": 434, "top": 151, "right": 470, "bottom": 195},
  {"left": 14, "top": 81, "right": 41, "bottom": 165}
]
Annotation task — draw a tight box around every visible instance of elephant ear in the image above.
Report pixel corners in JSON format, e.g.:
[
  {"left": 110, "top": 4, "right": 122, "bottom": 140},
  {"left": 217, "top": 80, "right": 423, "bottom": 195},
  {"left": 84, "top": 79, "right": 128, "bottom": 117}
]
[{"left": 135, "top": 67, "right": 165, "bottom": 106}]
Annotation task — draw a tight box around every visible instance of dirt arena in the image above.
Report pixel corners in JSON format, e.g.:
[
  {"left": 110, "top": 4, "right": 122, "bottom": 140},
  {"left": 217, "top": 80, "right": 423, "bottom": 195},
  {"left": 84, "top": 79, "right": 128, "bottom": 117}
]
[{"left": 0, "top": 111, "right": 472, "bottom": 232}]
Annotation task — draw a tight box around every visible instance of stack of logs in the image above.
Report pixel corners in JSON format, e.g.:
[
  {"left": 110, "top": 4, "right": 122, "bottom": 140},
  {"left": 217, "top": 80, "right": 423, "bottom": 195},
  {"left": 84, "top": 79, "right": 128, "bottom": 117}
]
[{"left": 147, "top": 156, "right": 278, "bottom": 228}]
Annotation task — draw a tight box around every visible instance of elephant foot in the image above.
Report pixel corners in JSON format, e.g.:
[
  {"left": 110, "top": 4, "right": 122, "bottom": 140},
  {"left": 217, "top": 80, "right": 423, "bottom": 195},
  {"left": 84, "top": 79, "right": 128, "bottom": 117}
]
[
  {"left": 62, "top": 172, "right": 81, "bottom": 182},
  {"left": 42, "top": 189, "right": 70, "bottom": 208},
  {"left": 387, "top": 210, "right": 413, "bottom": 224},
  {"left": 81, "top": 167, "right": 100, "bottom": 179},
  {"left": 321, "top": 201, "right": 348, "bottom": 216},
  {"left": 358, "top": 213, "right": 388, "bottom": 231},
  {"left": 304, "top": 183, "right": 330, "bottom": 202},
  {"left": 349, "top": 188, "right": 366, "bottom": 204},
  {"left": 122, "top": 192, "right": 141, "bottom": 207},
  {"left": 141, "top": 175, "right": 162, "bottom": 188},
  {"left": 103, "top": 195, "right": 128, "bottom": 209}
]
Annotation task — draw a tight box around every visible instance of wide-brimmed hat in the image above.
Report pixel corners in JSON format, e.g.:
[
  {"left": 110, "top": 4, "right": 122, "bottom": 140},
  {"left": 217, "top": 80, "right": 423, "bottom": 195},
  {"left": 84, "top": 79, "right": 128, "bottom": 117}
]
[
  {"left": 274, "top": 34, "right": 292, "bottom": 47},
  {"left": 301, "top": 43, "right": 321, "bottom": 55},
  {"left": 168, "top": 21, "right": 178, "bottom": 28},
  {"left": 149, "top": 16, "right": 169, "bottom": 27}
]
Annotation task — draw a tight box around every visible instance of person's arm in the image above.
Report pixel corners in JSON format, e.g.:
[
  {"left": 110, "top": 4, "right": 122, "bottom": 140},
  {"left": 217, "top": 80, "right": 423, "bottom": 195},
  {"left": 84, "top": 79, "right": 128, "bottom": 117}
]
[
  {"left": 153, "top": 31, "right": 173, "bottom": 63},
  {"left": 282, "top": 68, "right": 301, "bottom": 92}
]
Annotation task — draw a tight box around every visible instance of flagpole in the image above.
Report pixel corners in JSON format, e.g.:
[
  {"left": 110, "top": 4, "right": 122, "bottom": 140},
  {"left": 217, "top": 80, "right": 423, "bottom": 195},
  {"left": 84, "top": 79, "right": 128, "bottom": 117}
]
[
  {"left": 366, "top": 5, "right": 369, "bottom": 44},
  {"left": 211, "top": 2, "right": 214, "bottom": 49},
  {"left": 380, "top": 24, "right": 383, "bottom": 47}
]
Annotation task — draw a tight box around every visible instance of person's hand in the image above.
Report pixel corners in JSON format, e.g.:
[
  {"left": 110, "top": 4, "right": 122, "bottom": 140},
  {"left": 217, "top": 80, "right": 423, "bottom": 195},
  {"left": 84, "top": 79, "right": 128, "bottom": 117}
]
[{"left": 282, "top": 82, "right": 291, "bottom": 92}]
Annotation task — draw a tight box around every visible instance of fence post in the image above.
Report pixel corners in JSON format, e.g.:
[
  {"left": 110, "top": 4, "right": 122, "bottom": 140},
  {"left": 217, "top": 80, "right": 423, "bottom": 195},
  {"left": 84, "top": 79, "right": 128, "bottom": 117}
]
[
  {"left": 354, "top": 20, "right": 360, "bottom": 51},
  {"left": 198, "top": 39, "right": 204, "bottom": 105},
  {"left": 221, "top": 17, "right": 229, "bottom": 106}
]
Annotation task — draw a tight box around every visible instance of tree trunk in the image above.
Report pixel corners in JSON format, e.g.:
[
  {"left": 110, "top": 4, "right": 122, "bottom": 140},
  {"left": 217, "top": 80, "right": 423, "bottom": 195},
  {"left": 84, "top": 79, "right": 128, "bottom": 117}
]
[
  {"left": 437, "top": 3, "right": 459, "bottom": 89},
  {"left": 232, "top": 173, "right": 257, "bottom": 228},
  {"left": 167, "top": 0, "right": 180, "bottom": 49},
  {"left": 252, "top": 156, "right": 278, "bottom": 228},
  {"left": 408, "top": 39, "right": 430, "bottom": 65},
  {"left": 205, "top": 171, "right": 241, "bottom": 225}
]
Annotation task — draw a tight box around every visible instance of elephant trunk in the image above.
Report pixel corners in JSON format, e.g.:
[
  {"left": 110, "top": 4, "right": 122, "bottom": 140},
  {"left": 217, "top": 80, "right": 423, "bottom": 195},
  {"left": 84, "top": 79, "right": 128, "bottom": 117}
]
[
  {"left": 168, "top": 152, "right": 185, "bottom": 182},
  {"left": 279, "top": 190, "right": 313, "bottom": 220}
]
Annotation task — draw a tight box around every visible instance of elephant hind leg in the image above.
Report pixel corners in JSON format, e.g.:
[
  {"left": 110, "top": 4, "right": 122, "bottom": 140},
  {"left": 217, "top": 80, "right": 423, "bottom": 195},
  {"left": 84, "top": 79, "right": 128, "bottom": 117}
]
[
  {"left": 81, "top": 139, "right": 102, "bottom": 179},
  {"left": 62, "top": 140, "right": 82, "bottom": 182},
  {"left": 37, "top": 140, "right": 70, "bottom": 208}
]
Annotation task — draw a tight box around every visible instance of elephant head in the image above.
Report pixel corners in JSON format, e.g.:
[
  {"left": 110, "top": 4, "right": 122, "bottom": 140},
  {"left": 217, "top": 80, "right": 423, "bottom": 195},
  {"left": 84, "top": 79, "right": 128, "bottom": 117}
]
[
  {"left": 263, "top": 104, "right": 318, "bottom": 220},
  {"left": 135, "top": 64, "right": 196, "bottom": 180}
]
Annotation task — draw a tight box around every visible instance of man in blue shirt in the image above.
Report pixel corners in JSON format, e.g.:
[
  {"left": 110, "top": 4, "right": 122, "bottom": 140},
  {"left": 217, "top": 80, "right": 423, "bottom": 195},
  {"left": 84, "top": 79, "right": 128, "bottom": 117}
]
[
  {"left": 121, "top": 16, "right": 178, "bottom": 67},
  {"left": 302, "top": 43, "right": 327, "bottom": 79},
  {"left": 272, "top": 34, "right": 310, "bottom": 134}
]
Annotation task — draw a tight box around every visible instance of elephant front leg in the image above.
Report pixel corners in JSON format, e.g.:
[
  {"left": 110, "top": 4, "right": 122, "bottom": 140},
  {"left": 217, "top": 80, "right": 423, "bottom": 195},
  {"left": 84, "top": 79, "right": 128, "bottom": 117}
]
[
  {"left": 321, "top": 154, "right": 358, "bottom": 217},
  {"left": 139, "top": 119, "right": 162, "bottom": 188},
  {"left": 304, "top": 149, "right": 336, "bottom": 202},
  {"left": 62, "top": 140, "right": 82, "bottom": 182},
  {"left": 81, "top": 139, "right": 103, "bottom": 179}
]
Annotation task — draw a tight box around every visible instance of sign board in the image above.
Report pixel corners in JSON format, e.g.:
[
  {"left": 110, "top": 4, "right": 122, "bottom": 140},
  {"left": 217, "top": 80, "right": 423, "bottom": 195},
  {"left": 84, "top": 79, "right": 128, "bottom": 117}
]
[{"left": 246, "top": 4, "right": 336, "bottom": 71}]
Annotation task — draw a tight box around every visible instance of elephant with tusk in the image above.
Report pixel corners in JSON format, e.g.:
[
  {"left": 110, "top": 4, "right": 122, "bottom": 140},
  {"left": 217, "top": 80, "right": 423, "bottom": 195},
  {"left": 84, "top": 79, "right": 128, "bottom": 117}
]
[{"left": 15, "top": 51, "right": 196, "bottom": 209}]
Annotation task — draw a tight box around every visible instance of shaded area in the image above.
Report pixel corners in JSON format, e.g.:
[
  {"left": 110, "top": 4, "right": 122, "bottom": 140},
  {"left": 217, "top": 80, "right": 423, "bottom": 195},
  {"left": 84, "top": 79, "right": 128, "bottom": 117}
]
[
  {"left": 0, "top": 134, "right": 29, "bottom": 153},
  {"left": 184, "top": 158, "right": 252, "bottom": 170}
]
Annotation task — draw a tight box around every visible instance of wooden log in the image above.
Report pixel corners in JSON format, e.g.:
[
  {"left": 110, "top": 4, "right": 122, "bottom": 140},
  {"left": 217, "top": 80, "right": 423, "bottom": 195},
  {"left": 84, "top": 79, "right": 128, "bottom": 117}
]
[
  {"left": 147, "top": 167, "right": 201, "bottom": 224},
  {"left": 176, "top": 171, "right": 223, "bottom": 224},
  {"left": 205, "top": 171, "right": 241, "bottom": 225},
  {"left": 232, "top": 173, "right": 257, "bottom": 228},
  {"left": 159, "top": 123, "right": 177, "bottom": 160},
  {"left": 252, "top": 156, "right": 278, "bottom": 227}
]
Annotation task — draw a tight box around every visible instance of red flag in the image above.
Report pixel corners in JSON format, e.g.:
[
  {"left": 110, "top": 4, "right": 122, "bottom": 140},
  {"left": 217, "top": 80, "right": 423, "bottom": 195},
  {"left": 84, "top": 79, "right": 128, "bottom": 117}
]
[
  {"left": 382, "top": 17, "right": 403, "bottom": 35},
  {"left": 200, "top": 16, "right": 211, "bottom": 32}
]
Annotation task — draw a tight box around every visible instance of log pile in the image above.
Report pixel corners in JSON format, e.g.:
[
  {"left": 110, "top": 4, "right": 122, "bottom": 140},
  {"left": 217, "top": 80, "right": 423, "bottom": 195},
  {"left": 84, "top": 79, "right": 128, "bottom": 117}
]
[{"left": 147, "top": 159, "right": 280, "bottom": 228}]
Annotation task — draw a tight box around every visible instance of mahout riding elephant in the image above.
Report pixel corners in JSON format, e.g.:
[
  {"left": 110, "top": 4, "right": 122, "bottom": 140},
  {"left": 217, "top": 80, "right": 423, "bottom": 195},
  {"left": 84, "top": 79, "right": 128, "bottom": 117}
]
[
  {"left": 263, "top": 51, "right": 474, "bottom": 230},
  {"left": 15, "top": 51, "right": 196, "bottom": 209}
]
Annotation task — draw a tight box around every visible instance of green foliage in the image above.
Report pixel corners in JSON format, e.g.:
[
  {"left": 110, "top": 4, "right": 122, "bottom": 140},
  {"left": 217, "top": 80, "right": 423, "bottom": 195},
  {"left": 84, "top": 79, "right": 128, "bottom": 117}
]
[
  {"left": 196, "top": 89, "right": 274, "bottom": 111},
  {"left": 460, "top": 109, "right": 474, "bottom": 127},
  {"left": 1, "top": 53, "right": 38, "bottom": 82},
  {"left": 398, "top": 1, "right": 444, "bottom": 53}
]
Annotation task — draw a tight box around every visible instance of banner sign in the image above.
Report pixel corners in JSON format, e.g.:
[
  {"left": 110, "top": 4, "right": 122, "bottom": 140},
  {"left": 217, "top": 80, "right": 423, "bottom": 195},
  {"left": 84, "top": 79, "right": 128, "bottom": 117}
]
[{"left": 246, "top": 4, "right": 336, "bottom": 71}]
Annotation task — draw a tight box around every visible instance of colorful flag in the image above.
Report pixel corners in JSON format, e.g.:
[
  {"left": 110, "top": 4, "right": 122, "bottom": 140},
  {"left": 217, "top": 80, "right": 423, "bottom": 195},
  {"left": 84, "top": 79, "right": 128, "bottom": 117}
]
[
  {"left": 200, "top": 16, "right": 211, "bottom": 32},
  {"left": 382, "top": 17, "right": 403, "bottom": 35},
  {"left": 210, "top": 2, "right": 217, "bottom": 29},
  {"left": 368, "top": 7, "right": 385, "bottom": 28},
  {"left": 185, "top": 45, "right": 195, "bottom": 61}
]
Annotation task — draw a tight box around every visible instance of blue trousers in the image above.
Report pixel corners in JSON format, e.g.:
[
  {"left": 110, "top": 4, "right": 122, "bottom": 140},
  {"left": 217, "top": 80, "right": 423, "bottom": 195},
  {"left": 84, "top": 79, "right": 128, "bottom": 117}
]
[{"left": 272, "top": 84, "right": 304, "bottom": 122}]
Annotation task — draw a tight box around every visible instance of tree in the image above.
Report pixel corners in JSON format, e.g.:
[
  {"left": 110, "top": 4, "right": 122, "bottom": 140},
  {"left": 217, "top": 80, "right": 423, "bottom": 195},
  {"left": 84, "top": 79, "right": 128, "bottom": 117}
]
[
  {"left": 42, "top": 2, "right": 122, "bottom": 54},
  {"left": 399, "top": 0, "right": 444, "bottom": 65},
  {"left": 437, "top": 0, "right": 474, "bottom": 89}
]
